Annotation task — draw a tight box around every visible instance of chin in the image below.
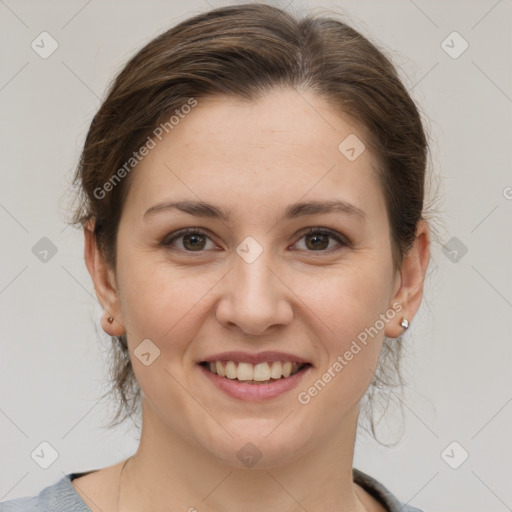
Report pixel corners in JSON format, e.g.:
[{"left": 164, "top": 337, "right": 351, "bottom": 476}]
[{"left": 199, "top": 425, "right": 311, "bottom": 470}]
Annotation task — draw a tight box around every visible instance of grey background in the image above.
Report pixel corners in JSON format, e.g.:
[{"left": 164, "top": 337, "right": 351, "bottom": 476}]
[{"left": 1, "top": 1, "right": 511, "bottom": 510}]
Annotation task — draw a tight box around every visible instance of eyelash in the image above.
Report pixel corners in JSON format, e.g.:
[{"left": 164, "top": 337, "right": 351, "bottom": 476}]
[{"left": 162, "top": 227, "right": 349, "bottom": 254}]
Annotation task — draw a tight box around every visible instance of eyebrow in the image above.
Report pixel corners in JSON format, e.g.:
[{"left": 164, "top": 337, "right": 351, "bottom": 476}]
[{"left": 143, "top": 199, "right": 365, "bottom": 223}]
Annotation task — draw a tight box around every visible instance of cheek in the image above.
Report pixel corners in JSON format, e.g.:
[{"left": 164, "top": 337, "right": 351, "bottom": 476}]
[
  {"left": 298, "top": 260, "right": 393, "bottom": 340},
  {"left": 116, "top": 252, "right": 219, "bottom": 350},
  {"left": 116, "top": 259, "right": 219, "bottom": 427},
  {"left": 294, "top": 262, "right": 392, "bottom": 402}
]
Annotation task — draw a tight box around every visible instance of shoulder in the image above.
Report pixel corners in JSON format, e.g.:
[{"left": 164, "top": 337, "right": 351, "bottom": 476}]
[
  {"left": 353, "top": 468, "right": 424, "bottom": 512},
  {"left": 0, "top": 473, "right": 93, "bottom": 512},
  {"left": 0, "top": 495, "right": 41, "bottom": 512}
]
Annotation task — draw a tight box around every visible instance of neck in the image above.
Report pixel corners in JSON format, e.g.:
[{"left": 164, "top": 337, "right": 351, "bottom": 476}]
[{"left": 118, "top": 400, "right": 367, "bottom": 512}]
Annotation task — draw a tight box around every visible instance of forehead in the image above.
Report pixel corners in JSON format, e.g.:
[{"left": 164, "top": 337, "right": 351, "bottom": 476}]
[{"left": 122, "top": 88, "right": 385, "bottom": 223}]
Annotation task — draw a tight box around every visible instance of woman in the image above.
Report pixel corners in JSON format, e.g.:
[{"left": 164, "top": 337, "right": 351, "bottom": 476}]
[{"left": 1, "top": 3, "right": 431, "bottom": 511}]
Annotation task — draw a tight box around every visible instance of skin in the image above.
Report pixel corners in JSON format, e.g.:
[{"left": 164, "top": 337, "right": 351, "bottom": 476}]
[{"left": 77, "top": 87, "right": 430, "bottom": 512}]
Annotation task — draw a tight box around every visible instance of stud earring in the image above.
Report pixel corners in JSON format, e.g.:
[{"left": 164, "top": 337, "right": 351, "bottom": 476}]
[
  {"left": 108, "top": 316, "right": 114, "bottom": 324},
  {"left": 400, "top": 318, "right": 409, "bottom": 331}
]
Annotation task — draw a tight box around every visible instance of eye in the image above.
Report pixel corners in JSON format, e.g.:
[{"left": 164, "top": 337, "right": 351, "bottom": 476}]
[
  {"left": 162, "top": 227, "right": 348, "bottom": 254},
  {"left": 162, "top": 228, "right": 217, "bottom": 252},
  {"left": 292, "top": 228, "right": 348, "bottom": 252}
]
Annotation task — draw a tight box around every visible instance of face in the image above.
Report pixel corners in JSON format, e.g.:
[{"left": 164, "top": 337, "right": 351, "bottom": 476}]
[{"left": 93, "top": 88, "right": 421, "bottom": 468}]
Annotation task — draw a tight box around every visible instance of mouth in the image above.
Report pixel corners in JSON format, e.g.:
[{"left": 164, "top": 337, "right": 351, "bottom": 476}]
[{"left": 199, "top": 360, "right": 311, "bottom": 384}]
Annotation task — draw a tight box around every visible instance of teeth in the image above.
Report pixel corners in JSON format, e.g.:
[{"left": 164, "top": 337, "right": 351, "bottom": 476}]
[
  {"left": 204, "top": 360, "right": 304, "bottom": 381},
  {"left": 225, "top": 361, "right": 237, "bottom": 379},
  {"left": 270, "top": 361, "right": 282, "bottom": 379},
  {"left": 237, "top": 362, "right": 254, "bottom": 381},
  {"left": 253, "top": 362, "right": 271, "bottom": 381},
  {"left": 282, "top": 361, "right": 292, "bottom": 378},
  {"left": 216, "top": 360, "right": 226, "bottom": 377}
]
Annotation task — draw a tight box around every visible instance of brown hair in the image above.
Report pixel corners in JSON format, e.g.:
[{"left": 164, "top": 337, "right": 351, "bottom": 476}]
[{"left": 69, "top": 3, "right": 431, "bottom": 439}]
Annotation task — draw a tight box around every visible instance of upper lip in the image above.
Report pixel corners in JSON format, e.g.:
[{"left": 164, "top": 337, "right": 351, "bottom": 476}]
[{"left": 200, "top": 351, "right": 311, "bottom": 365}]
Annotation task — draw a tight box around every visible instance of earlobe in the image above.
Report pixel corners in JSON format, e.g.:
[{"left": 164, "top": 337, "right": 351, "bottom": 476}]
[
  {"left": 100, "top": 311, "right": 125, "bottom": 337},
  {"left": 385, "top": 220, "right": 430, "bottom": 339},
  {"left": 84, "top": 220, "right": 125, "bottom": 337}
]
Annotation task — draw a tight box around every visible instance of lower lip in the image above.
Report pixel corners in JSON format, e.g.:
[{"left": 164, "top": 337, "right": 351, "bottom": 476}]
[{"left": 199, "top": 364, "right": 311, "bottom": 401}]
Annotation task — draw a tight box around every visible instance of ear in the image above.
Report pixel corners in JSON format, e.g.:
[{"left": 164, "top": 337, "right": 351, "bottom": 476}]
[
  {"left": 84, "top": 219, "right": 125, "bottom": 337},
  {"left": 385, "top": 220, "right": 430, "bottom": 338}
]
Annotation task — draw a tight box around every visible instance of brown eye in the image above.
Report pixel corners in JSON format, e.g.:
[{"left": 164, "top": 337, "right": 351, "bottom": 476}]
[
  {"left": 304, "top": 233, "right": 330, "bottom": 250},
  {"left": 182, "top": 233, "right": 207, "bottom": 251},
  {"left": 163, "top": 229, "right": 216, "bottom": 252},
  {"left": 294, "top": 228, "right": 347, "bottom": 252}
]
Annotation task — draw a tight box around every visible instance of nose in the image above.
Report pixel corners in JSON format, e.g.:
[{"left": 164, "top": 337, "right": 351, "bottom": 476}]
[{"left": 215, "top": 252, "right": 294, "bottom": 336}]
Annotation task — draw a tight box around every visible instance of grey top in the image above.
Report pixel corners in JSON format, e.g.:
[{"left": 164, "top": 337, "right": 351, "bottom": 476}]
[{"left": 0, "top": 468, "right": 423, "bottom": 511}]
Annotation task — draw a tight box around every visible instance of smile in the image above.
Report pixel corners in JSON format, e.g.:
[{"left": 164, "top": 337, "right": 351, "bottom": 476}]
[
  {"left": 198, "top": 359, "right": 312, "bottom": 401},
  {"left": 200, "top": 360, "right": 308, "bottom": 384}
]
